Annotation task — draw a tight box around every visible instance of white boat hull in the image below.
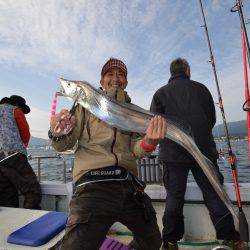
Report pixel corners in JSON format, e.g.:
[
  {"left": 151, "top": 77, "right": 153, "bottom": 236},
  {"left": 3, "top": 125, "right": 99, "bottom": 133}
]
[{"left": 1, "top": 181, "right": 249, "bottom": 249}]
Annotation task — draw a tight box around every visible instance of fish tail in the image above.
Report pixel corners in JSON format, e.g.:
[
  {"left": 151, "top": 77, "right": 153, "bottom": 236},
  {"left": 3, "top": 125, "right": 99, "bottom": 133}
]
[{"left": 166, "top": 125, "right": 239, "bottom": 224}]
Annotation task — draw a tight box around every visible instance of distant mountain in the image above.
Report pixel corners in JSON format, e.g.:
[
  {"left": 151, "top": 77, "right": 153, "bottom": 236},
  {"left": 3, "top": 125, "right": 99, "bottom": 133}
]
[
  {"left": 28, "top": 120, "right": 247, "bottom": 145},
  {"left": 29, "top": 136, "right": 49, "bottom": 146},
  {"left": 213, "top": 120, "right": 247, "bottom": 137}
]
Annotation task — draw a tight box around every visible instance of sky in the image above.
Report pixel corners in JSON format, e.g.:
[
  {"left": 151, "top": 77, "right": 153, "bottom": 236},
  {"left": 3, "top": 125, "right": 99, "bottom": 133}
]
[{"left": 0, "top": 0, "right": 250, "bottom": 139}]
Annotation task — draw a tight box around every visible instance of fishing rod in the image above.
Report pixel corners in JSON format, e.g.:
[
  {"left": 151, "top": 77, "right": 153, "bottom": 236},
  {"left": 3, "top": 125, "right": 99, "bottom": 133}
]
[
  {"left": 198, "top": 0, "right": 249, "bottom": 244},
  {"left": 231, "top": 0, "right": 250, "bottom": 70},
  {"left": 231, "top": 0, "right": 250, "bottom": 158},
  {"left": 241, "top": 27, "right": 250, "bottom": 159},
  {"left": 241, "top": 27, "right": 250, "bottom": 113}
]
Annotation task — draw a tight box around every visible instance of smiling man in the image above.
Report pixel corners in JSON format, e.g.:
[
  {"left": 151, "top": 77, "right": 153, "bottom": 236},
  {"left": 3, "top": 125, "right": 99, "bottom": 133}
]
[{"left": 49, "top": 58, "right": 167, "bottom": 250}]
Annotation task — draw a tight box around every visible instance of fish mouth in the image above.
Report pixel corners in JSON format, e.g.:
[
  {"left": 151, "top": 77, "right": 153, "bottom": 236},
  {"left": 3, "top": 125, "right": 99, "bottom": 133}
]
[
  {"left": 56, "top": 89, "right": 66, "bottom": 97},
  {"left": 59, "top": 78, "right": 87, "bottom": 101},
  {"left": 59, "top": 78, "right": 78, "bottom": 98},
  {"left": 56, "top": 85, "right": 69, "bottom": 97},
  {"left": 58, "top": 78, "right": 70, "bottom": 97}
]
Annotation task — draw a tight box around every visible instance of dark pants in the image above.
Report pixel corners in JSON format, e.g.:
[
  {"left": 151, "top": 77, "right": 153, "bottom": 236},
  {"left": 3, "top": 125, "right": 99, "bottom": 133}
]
[
  {"left": 61, "top": 181, "right": 161, "bottom": 250},
  {"left": 0, "top": 153, "right": 41, "bottom": 209},
  {"left": 162, "top": 161, "right": 240, "bottom": 244}
]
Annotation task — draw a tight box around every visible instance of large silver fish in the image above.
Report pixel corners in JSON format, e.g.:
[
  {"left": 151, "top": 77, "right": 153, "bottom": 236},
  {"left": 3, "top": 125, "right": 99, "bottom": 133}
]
[{"left": 59, "top": 78, "right": 238, "bottom": 224}]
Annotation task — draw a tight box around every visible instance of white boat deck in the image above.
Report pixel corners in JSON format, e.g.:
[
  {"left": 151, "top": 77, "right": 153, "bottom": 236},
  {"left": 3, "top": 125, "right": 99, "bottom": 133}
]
[
  {"left": 0, "top": 206, "right": 221, "bottom": 250},
  {"left": 1, "top": 182, "right": 250, "bottom": 249},
  {"left": 0, "top": 207, "right": 64, "bottom": 250}
]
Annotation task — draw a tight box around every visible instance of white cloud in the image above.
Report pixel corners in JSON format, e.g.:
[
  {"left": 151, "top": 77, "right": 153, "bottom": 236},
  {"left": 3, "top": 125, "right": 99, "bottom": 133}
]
[
  {"left": 26, "top": 106, "right": 50, "bottom": 139},
  {"left": 0, "top": 1, "right": 198, "bottom": 77},
  {"left": 0, "top": 0, "right": 249, "bottom": 132}
]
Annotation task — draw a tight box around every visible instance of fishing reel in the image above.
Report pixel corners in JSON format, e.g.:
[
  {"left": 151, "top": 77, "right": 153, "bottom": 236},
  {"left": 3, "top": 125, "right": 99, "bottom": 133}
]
[
  {"left": 230, "top": 0, "right": 243, "bottom": 13},
  {"left": 243, "top": 99, "right": 250, "bottom": 111}
]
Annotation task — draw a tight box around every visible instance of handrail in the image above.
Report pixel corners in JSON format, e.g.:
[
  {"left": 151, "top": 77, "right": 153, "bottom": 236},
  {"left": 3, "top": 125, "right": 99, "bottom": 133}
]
[
  {"left": 28, "top": 154, "right": 74, "bottom": 183},
  {"left": 28, "top": 154, "right": 162, "bottom": 184}
]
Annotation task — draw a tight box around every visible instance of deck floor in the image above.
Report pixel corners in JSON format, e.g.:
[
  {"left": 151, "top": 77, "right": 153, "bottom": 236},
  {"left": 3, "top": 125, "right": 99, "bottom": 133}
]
[
  {"left": 0, "top": 207, "right": 64, "bottom": 250},
  {"left": 108, "top": 233, "right": 222, "bottom": 250},
  {"left": 0, "top": 206, "right": 234, "bottom": 250}
]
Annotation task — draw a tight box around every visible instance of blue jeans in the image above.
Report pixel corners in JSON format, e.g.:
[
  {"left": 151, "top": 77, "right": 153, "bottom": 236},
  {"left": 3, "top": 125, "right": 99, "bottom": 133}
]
[{"left": 162, "top": 161, "right": 240, "bottom": 243}]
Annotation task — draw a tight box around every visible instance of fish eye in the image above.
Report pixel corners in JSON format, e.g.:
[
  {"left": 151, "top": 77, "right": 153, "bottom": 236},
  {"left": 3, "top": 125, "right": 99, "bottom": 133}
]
[{"left": 67, "top": 83, "right": 71, "bottom": 87}]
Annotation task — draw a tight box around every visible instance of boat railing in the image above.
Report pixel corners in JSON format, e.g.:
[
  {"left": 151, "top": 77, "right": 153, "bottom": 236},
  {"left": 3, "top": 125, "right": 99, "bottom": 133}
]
[
  {"left": 28, "top": 154, "right": 74, "bottom": 183},
  {"left": 28, "top": 154, "right": 163, "bottom": 184},
  {"left": 136, "top": 156, "right": 163, "bottom": 183}
]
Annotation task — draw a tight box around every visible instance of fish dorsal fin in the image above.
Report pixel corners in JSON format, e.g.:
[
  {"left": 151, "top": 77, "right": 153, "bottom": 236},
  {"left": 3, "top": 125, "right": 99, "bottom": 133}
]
[
  {"left": 95, "top": 87, "right": 194, "bottom": 138},
  {"left": 66, "top": 80, "right": 193, "bottom": 137}
]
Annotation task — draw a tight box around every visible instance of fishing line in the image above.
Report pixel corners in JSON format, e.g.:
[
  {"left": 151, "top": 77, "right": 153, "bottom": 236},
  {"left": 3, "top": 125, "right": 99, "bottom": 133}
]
[{"left": 214, "top": 102, "right": 226, "bottom": 161}]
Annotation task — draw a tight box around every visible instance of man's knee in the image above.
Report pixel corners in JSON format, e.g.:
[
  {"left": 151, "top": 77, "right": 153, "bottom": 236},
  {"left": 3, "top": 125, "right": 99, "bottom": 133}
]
[
  {"left": 166, "top": 197, "right": 184, "bottom": 214},
  {"left": 135, "top": 232, "right": 162, "bottom": 250},
  {"left": 61, "top": 205, "right": 114, "bottom": 250},
  {"left": 61, "top": 223, "right": 108, "bottom": 250},
  {"left": 148, "top": 232, "right": 162, "bottom": 250}
]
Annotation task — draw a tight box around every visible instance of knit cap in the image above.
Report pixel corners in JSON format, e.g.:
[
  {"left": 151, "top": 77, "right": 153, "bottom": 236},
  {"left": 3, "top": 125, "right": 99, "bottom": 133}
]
[{"left": 101, "top": 58, "right": 127, "bottom": 78}]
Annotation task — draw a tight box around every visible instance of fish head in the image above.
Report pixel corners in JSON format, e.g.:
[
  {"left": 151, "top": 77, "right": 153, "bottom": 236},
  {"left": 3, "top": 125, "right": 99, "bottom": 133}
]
[
  {"left": 59, "top": 78, "right": 83, "bottom": 98},
  {"left": 59, "top": 78, "right": 90, "bottom": 102}
]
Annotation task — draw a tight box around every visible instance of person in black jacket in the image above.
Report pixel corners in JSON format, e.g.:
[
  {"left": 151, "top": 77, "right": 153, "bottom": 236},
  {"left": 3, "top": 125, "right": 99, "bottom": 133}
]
[{"left": 150, "top": 58, "right": 242, "bottom": 250}]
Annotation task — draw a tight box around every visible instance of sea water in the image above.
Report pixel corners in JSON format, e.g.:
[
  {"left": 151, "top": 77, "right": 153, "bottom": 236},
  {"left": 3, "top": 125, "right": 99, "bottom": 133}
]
[{"left": 27, "top": 139, "right": 250, "bottom": 183}]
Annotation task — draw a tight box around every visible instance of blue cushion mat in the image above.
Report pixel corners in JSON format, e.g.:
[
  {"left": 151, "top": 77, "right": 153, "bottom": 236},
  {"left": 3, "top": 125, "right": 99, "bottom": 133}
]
[{"left": 7, "top": 211, "right": 68, "bottom": 246}]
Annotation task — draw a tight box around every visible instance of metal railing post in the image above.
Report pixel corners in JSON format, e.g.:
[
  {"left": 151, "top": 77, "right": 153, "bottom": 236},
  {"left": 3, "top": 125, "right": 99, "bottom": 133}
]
[
  {"left": 63, "top": 159, "right": 67, "bottom": 183},
  {"left": 37, "top": 157, "right": 41, "bottom": 182}
]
